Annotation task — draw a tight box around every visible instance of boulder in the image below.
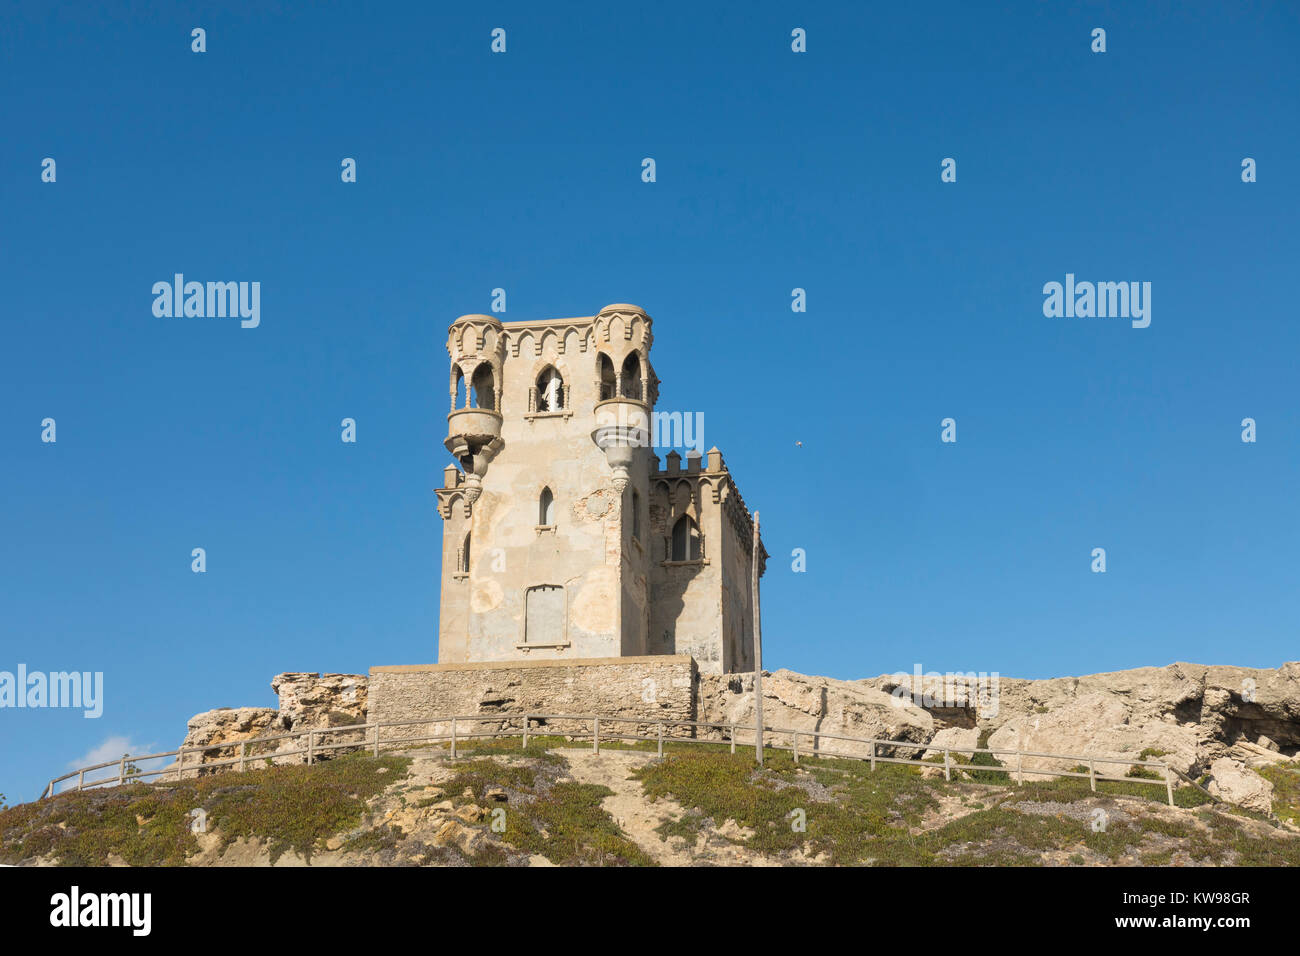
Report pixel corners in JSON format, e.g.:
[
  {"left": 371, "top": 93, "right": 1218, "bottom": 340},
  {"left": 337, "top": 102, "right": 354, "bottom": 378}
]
[
  {"left": 921, "top": 727, "right": 982, "bottom": 762},
  {"left": 433, "top": 820, "right": 484, "bottom": 855},
  {"left": 1206, "top": 758, "right": 1274, "bottom": 814}
]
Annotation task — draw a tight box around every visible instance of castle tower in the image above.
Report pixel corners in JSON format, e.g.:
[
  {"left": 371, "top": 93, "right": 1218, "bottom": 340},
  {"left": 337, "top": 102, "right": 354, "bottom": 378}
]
[{"left": 435, "top": 303, "right": 764, "bottom": 675}]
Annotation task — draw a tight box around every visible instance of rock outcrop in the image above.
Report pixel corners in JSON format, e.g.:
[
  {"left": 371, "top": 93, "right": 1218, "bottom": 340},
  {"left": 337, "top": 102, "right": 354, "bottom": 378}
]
[
  {"left": 862, "top": 661, "right": 1300, "bottom": 800},
  {"left": 173, "top": 673, "right": 367, "bottom": 775},
  {"left": 271, "top": 673, "right": 367, "bottom": 731},
  {"left": 698, "top": 669, "right": 933, "bottom": 758}
]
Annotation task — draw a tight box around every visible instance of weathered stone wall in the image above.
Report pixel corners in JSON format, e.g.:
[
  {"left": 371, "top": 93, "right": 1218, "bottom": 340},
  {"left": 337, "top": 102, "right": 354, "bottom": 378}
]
[{"left": 369, "top": 655, "right": 698, "bottom": 741}]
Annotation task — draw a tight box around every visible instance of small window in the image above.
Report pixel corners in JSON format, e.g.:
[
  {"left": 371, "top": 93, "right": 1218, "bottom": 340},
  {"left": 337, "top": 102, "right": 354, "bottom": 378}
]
[
  {"left": 539, "top": 487, "right": 555, "bottom": 526},
  {"left": 631, "top": 490, "right": 642, "bottom": 540},
  {"left": 460, "top": 532, "right": 471, "bottom": 572},
  {"left": 537, "top": 367, "right": 564, "bottom": 411},
  {"left": 671, "top": 514, "right": 701, "bottom": 561}
]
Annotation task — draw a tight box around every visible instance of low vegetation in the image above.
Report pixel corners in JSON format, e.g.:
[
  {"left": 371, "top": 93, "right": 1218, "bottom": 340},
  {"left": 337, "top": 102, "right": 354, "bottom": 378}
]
[
  {"left": 0, "top": 753, "right": 410, "bottom": 866},
  {"left": 2, "top": 740, "right": 1294, "bottom": 867},
  {"left": 634, "top": 747, "right": 1294, "bottom": 866},
  {"left": 1258, "top": 764, "right": 1300, "bottom": 826}
]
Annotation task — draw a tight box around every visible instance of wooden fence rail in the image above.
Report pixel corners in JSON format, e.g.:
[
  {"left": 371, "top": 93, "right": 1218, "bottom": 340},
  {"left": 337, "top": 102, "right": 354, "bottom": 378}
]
[{"left": 43, "top": 712, "right": 1189, "bottom": 806}]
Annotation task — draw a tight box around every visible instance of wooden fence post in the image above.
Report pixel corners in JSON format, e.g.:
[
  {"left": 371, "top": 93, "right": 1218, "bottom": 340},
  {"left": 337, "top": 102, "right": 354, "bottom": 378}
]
[
  {"left": 751, "top": 512, "right": 764, "bottom": 767},
  {"left": 1164, "top": 765, "right": 1174, "bottom": 807},
  {"left": 522, "top": 715, "right": 530, "bottom": 749},
  {"left": 943, "top": 750, "right": 951, "bottom": 782},
  {"left": 372, "top": 724, "right": 380, "bottom": 757},
  {"left": 239, "top": 741, "right": 247, "bottom": 772},
  {"left": 77, "top": 769, "right": 84, "bottom": 791},
  {"left": 730, "top": 724, "right": 736, "bottom": 754},
  {"left": 1088, "top": 759, "right": 1096, "bottom": 791},
  {"left": 593, "top": 717, "right": 600, "bottom": 753},
  {"left": 793, "top": 732, "right": 800, "bottom": 764},
  {"left": 118, "top": 755, "right": 126, "bottom": 786},
  {"left": 870, "top": 741, "right": 876, "bottom": 772},
  {"left": 657, "top": 723, "right": 664, "bottom": 758},
  {"left": 450, "top": 718, "right": 457, "bottom": 759}
]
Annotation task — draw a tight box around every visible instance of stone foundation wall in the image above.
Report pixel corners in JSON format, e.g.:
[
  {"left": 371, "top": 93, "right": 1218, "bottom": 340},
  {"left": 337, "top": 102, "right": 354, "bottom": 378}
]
[{"left": 368, "top": 655, "right": 698, "bottom": 742}]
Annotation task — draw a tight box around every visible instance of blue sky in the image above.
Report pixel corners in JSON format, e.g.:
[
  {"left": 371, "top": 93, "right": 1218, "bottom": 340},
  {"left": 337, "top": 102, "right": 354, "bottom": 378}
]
[{"left": 2, "top": 1, "right": 1297, "bottom": 801}]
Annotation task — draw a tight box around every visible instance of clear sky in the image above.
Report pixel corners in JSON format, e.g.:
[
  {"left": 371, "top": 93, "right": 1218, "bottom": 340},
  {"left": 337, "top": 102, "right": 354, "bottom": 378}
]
[{"left": 2, "top": 2, "right": 1298, "bottom": 802}]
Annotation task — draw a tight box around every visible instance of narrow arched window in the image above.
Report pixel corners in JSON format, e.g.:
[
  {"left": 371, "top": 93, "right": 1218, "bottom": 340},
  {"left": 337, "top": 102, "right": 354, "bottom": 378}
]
[
  {"left": 620, "top": 353, "right": 641, "bottom": 399},
  {"left": 598, "top": 353, "right": 616, "bottom": 401},
  {"left": 461, "top": 532, "right": 471, "bottom": 572},
  {"left": 539, "top": 487, "right": 555, "bottom": 526},
  {"left": 671, "top": 514, "right": 701, "bottom": 561},
  {"left": 471, "top": 363, "right": 495, "bottom": 411},
  {"left": 537, "top": 367, "right": 564, "bottom": 411}
]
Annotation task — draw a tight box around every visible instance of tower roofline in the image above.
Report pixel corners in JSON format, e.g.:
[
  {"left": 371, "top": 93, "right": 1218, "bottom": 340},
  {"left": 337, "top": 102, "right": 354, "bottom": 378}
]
[{"left": 448, "top": 303, "right": 652, "bottom": 336}]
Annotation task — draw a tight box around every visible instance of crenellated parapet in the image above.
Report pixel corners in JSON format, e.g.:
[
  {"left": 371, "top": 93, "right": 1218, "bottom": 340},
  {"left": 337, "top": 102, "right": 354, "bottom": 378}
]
[
  {"left": 649, "top": 446, "right": 766, "bottom": 574},
  {"left": 439, "top": 304, "right": 663, "bottom": 515}
]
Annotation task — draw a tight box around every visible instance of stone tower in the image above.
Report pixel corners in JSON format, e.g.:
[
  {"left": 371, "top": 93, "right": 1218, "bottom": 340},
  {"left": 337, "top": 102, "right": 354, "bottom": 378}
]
[{"left": 435, "top": 303, "right": 765, "bottom": 675}]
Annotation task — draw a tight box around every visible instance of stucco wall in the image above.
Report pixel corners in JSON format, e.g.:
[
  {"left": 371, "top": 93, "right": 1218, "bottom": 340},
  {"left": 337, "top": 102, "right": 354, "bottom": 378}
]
[{"left": 438, "top": 312, "right": 655, "bottom": 665}]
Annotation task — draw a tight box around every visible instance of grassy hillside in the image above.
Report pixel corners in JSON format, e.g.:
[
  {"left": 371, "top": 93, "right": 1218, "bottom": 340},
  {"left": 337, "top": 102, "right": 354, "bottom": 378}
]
[{"left": 3, "top": 739, "right": 1297, "bottom": 867}]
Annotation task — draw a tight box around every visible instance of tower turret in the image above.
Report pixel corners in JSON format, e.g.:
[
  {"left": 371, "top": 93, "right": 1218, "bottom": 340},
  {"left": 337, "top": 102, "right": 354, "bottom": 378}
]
[
  {"left": 590, "top": 303, "right": 655, "bottom": 492},
  {"left": 445, "top": 314, "right": 505, "bottom": 509}
]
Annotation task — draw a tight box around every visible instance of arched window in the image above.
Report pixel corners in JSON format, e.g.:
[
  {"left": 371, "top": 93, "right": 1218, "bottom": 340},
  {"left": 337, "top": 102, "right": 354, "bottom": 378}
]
[
  {"left": 460, "top": 532, "right": 471, "bottom": 572},
  {"left": 453, "top": 367, "right": 465, "bottom": 410},
  {"left": 671, "top": 514, "right": 701, "bottom": 561},
  {"left": 470, "top": 363, "right": 495, "bottom": 411},
  {"left": 620, "top": 353, "right": 641, "bottom": 399},
  {"left": 598, "top": 353, "right": 616, "bottom": 400},
  {"left": 537, "top": 367, "right": 564, "bottom": 411},
  {"left": 631, "top": 490, "right": 642, "bottom": 540},
  {"left": 539, "top": 487, "right": 555, "bottom": 526}
]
